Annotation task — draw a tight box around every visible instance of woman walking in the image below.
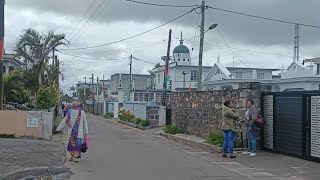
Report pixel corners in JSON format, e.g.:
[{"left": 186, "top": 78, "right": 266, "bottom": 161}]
[
  {"left": 221, "top": 100, "right": 239, "bottom": 158},
  {"left": 242, "top": 100, "right": 258, "bottom": 157},
  {"left": 57, "top": 101, "right": 89, "bottom": 162}
]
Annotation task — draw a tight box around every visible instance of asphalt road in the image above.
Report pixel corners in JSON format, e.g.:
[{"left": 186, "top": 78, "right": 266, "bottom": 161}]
[{"left": 66, "top": 115, "right": 286, "bottom": 180}]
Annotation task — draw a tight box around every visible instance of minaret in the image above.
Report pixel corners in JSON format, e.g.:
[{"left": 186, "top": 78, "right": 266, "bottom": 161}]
[{"left": 180, "top": 31, "right": 184, "bottom": 45}]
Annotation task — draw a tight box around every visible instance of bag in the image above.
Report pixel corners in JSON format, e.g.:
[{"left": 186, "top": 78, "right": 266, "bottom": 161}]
[
  {"left": 84, "top": 135, "right": 90, "bottom": 150},
  {"left": 254, "top": 114, "right": 265, "bottom": 128},
  {"left": 81, "top": 142, "right": 87, "bottom": 153}
]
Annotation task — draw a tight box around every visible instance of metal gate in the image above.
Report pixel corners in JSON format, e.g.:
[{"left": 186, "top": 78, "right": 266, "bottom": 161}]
[{"left": 262, "top": 91, "right": 320, "bottom": 162}]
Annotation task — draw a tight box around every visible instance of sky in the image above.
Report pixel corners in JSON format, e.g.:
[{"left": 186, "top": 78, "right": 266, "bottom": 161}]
[{"left": 4, "top": 0, "right": 320, "bottom": 93}]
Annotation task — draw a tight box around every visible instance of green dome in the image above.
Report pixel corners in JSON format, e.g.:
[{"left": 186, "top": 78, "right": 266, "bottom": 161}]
[{"left": 173, "top": 44, "right": 190, "bottom": 54}]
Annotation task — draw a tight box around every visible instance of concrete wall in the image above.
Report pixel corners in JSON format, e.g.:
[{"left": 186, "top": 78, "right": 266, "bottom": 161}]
[
  {"left": 170, "top": 83, "right": 261, "bottom": 138},
  {"left": 0, "top": 110, "right": 53, "bottom": 140}
]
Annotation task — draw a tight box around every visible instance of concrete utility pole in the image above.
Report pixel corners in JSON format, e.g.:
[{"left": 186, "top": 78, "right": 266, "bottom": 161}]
[
  {"left": 84, "top": 77, "right": 87, "bottom": 111},
  {"left": 91, "top": 74, "right": 95, "bottom": 113},
  {"left": 162, "top": 29, "right": 172, "bottom": 106},
  {"left": 129, "top": 54, "right": 133, "bottom": 100},
  {"left": 0, "top": 0, "right": 5, "bottom": 110},
  {"left": 97, "top": 76, "right": 99, "bottom": 114},
  {"left": 197, "top": 1, "right": 205, "bottom": 91},
  {"left": 293, "top": 24, "right": 300, "bottom": 62},
  {"left": 183, "top": 71, "right": 187, "bottom": 91}
]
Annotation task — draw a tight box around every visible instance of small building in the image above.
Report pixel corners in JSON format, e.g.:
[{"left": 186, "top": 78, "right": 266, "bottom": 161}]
[
  {"left": 110, "top": 73, "right": 153, "bottom": 102},
  {"left": 203, "top": 57, "right": 320, "bottom": 92},
  {"left": 3, "top": 52, "right": 24, "bottom": 74}
]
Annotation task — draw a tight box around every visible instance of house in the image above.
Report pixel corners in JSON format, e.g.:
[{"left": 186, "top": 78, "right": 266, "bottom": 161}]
[
  {"left": 203, "top": 57, "right": 320, "bottom": 92},
  {"left": 152, "top": 32, "right": 212, "bottom": 92},
  {"left": 110, "top": 73, "right": 153, "bottom": 102},
  {"left": 3, "top": 52, "right": 24, "bottom": 73}
]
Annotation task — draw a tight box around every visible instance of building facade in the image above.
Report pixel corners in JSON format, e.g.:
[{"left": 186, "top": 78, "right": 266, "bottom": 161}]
[
  {"left": 203, "top": 58, "right": 320, "bottom": 92},
  {"left": 110, "top": 73, "right": 153, "bottom": 102},
  {"left": 3, "top": 52, "right": 24, "bottom": 74}
]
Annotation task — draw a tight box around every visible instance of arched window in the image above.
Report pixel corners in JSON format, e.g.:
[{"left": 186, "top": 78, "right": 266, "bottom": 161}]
[{"left": 9, "top": 66, "right": 15, "bottom": 73}]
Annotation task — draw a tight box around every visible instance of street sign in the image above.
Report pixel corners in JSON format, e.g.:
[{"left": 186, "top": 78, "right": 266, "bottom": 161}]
[{"left": 27, "top": 113, "right": 39, "bottom": 128}]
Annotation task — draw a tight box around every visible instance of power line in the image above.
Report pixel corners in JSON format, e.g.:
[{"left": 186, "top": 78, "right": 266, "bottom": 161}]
[
  {"left": 67, "top": 0, "right": 98, "bottom": 38},
  {"left": 207, "top": 10, "right": 249, "bottom": 67},
  {"left": 132, "top": 56, "right": 155, "bottom": 65},
  {"left": 191, "top": 12, "right": 201, "bottom": 59},
  {"left": 73, "top": 0, "right": 113, "bottom": 42},
  {"left": 207, "top": 6, "right": 320, "bottom": 29},
  {"left": 57, "top": 50, "right": 128, "bottom": 61},
  {"left": 60, "top": 8, "right": 196, "bottom": 51},
  {"left": 69, "top": 0, "right": 111, "bottom": 42},
  {"left": 123, "top": 0, "right": 197, "bottom": 8},
  {"left": 81, "top": 40, "right": 166, "bottom": 54}
]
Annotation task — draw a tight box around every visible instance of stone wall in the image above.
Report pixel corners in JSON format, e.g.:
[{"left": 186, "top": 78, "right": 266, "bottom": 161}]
[{"left": 170, "top": 83, "right": 261, "bottom": 138}]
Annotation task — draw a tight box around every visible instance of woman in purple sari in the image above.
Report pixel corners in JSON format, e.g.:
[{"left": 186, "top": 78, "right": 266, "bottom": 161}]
[{"left": 57, "top": 102, "right": 89, "bottom": 162}]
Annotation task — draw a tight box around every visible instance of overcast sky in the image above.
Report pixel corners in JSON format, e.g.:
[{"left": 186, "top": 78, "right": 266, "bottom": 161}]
[{"left": 5, "top": 0, "right": 320, "bottom": 93}]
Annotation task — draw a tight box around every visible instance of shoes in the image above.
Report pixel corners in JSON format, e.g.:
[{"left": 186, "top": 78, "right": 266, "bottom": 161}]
[
  {"left": 230, "top": 155, "right": 237, "bottom": 158},
  {"left": 242, "top": 151, "right": 251, "bottom": 155},
  {"left": 222, "top": 154, "right": 227, "bottom": 158},
  {"left": 250, "top": 153, "right": 257, "bottom": 157}
]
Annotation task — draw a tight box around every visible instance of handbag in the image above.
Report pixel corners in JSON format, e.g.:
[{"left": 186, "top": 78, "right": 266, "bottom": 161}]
[{"left": 81, "top": 142, "right": 87, "bottom": 153}]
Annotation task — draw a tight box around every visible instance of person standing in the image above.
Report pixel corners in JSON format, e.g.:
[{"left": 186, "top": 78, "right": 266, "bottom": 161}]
[
  {"left": 221, "top": 100, "right": 239, "bottom": 158},
  {"left": 57, "top": 101, "right": 89, "bottom": 162},
  {"left": 242, "top": 100, "right": 258, "bottom": 157}
]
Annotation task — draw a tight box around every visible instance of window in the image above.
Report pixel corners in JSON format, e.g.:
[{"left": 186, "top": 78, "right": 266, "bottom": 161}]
[
  {"left": 178, "top": 59, "right": 180, "bottom": 61},
  {"left": 317, "top": 64, "right": 320, "bottom": 75},
  {"left": 191, "top": 70, "right": 198, "bottom": 81},
  {"left": 257, "top": 73, "right": 264, "bottom": 79},
  {"left": 119, "top": 83, "right": 122, "bottom": 89},
  {"left": 261, "top": 85, "right": 272, "bottom": 92},
  {"left": 158, "top": 74, "right": 160, "bottom": 83},
  {"left": 134, "top": 93, "right": 139, "bottom": 101},
  {"left": 235, "top": 72, "right": 243, "bottom": 78},
  {"left": 293, "top": 66, "right": 297, "bottom": 71},
  {"left": 183, "top": 59, "right": 185, "bottom": 61}
]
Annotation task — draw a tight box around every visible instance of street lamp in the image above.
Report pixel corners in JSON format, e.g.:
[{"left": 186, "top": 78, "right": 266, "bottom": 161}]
[{"left": 197, "top": 22, "right": 218, "bottom": 91}]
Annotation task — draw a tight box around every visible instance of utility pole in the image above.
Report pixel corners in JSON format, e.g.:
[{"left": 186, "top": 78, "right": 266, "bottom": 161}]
[
  {"left": 55, "top": 56, "right": 59, "bottom": 87},
  {"left": 293, "top": 24, "right": 300, "bottom": 62},
  {"left": 97, "top": 76, "right": 99, "bottom": 115},
  {"left": 84, "top": 77, "right": 87, "bottom": 111},
  {"left": 0, "top": 0, "right": 5, "bottom": 110},
  {"left": 197, "top": 1, "right": 205, "bottom": 91},
  {"left": 129, "top": 54, "right": 133, "bottom": 100},
  {"left": 162, "top": 29, "right": 172, "bottom": 106},
  {"left": 91, "top": 74, "right": 94, "bottom": 113}
]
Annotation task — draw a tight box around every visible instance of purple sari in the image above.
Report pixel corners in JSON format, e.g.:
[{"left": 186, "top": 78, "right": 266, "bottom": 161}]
[{"left": 67, "top": 109, "right": 82, "bottom": 158}]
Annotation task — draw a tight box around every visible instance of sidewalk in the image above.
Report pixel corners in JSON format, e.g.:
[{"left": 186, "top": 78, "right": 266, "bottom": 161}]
[
  {"left": 158, "top": 131, "right": 320, "bottom": 180},
  {"left": 0, "top": 136, "right": 71, "bottom": 180}
]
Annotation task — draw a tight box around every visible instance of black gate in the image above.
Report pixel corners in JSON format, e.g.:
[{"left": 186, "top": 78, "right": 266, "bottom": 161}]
[
  {"left": 262, "top": 91, "right": 320, "bottom": 162},
  {"left": 166, "top": 108, "right": 172, "bottom": 125}
]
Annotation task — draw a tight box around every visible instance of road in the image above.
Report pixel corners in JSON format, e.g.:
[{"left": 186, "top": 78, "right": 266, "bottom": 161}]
[{"left": 66, "top": 115, "right": 294, "bottom": 180}]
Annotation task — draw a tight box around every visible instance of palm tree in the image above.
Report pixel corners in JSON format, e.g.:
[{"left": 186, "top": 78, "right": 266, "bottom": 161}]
[{"left": 14, "top": 29, "right": 68, "bottom": 91}]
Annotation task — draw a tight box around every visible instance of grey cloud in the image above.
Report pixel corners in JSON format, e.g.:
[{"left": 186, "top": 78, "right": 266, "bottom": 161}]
[{"left": 7, "top": 0, "right": 320, "bottom": 46}]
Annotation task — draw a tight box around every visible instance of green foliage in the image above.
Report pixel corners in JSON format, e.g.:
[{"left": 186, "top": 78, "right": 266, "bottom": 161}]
[
  {"left": 118, "top": 110, "right": 135, "bottom": 122},
  {"left": 103, "top": 112, "right": 114, "bottom": 119},
  {"left": 139, "top": 119, "right": 150, "bottom": 127},
  {"left": 163, "top": 125, "right": 181, "bottom": 135},
  {"left": 207, "top": 133, "right": 224, "bottom": 147},
  {"left": 3, "top": 70, "right": 30, "bottom": 104},
  {"left": 36, "top": 87, "right": 56, "bottom": 109}
]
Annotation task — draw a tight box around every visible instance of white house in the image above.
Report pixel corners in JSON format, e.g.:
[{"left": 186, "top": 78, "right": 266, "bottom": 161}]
[
  {"left": 203, "top": 57, "right": 320, "bottom": 92},
  {"left": 3, "top": 52, "right": 24, "bottom": 74}
]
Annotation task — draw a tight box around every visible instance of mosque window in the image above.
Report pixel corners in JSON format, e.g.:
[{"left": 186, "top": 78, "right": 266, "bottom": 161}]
[
  {"left": 178, "top": 59, "right": 180, "bottom": 61},
  {"left": 183, "top": 59, "right": 185, "bottom": 61}
]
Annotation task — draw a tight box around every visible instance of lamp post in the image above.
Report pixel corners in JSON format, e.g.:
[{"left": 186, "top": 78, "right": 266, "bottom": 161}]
[
  {"left": 197, "top": 1, "right": 218, "bottom": 91},
  {"left": 182, "top": 71, "right": 187, "bottom": 91},
  {"left": 0, "top": 0, "right": 5, "bottom": 110}
]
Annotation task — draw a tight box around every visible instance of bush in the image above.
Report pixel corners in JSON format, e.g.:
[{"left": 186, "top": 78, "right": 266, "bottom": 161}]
[
  {"left": 207, "top": 133, "right": 224, "bottom": 147},
  {"left": 118, "top": 110, "right": 135, "bottom": 122},
  {"left": 139, "top": 120, "right": 150, "bottom": 127},
  {"left": 36, "top": 87, "right": 56, "bottom": 109},
  {"left": 103, "top": 112, "right": 114, "bottom": 119},
  {"left": 134, "top": 118, "right": 142, "bottom": 124},
  {"left": 163, "top": 125, "right": 181, "bottom": 135}
]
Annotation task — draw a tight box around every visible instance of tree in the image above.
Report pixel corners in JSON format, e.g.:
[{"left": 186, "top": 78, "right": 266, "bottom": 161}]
[
  {"left": 154, "top": 62, "right": 161, "bottom": 68},
  {"left": 3, "top": 70, "right": 30, "bottom": 104},
  {"left": 14, "top": 29, "right": 68, "bottom": 91}
]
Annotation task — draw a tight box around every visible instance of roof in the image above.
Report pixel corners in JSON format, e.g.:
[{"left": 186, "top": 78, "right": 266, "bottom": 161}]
[{"left": 173, "top": 44, "right": 190, "bottom": 54}]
